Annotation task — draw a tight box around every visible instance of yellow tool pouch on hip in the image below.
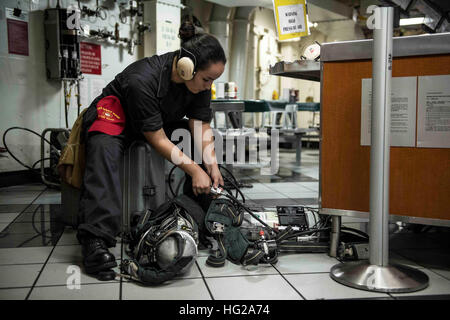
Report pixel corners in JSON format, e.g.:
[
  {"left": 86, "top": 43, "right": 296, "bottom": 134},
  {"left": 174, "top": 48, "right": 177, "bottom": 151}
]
[{"left": 57, "top": 109, "right": 88, "bottom": 189}]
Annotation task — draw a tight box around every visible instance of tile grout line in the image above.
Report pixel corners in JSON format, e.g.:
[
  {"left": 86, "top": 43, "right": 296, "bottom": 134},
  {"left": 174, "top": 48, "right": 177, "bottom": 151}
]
[
  {"left": 0, "top": 286, "right": 33, "bottom": 290},
  {"left": 24, "top": 240, "right": 58, "bottom": 300},
  {"left": 23, "top": 282, "right": 120, "bottom": 290},
  {"left": 388, "top": 293, "right": 398, "bottom": 300},
  {"left": 0, "top": 188, "right": 49, "bottom": 233},
  {"left": 390, "top": 249, "right": 433, "bottom": 270},
  {"left": 23, "top": 186, "right": 58, "bottom": 300},
  {"left": 271, "top": 264, "right": 307, "bottom": 300},
  {"left": 0, "top": 188, "right": 51, "bottom": 300},
  {"left": 195, "top": 260, "right": 215, "bottom": 300},
  {"left": 199, "top": 271, "right": 331, "bottom": 279},
  {"left": 425, "top": 268, "right": 450, "bottom": 282},
  {"left": 0, "top": 262, "right": 54, "bottom": 267}
]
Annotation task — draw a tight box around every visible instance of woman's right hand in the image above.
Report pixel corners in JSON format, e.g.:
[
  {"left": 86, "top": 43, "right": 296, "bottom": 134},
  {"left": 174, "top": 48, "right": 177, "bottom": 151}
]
[{"left": 192, "top": 169, "right": 212, "bottom": 196}]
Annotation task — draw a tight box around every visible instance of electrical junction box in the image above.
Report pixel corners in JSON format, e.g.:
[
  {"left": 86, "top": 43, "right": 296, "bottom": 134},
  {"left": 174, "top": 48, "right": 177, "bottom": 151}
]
[
  {"left": 44, "top": 8, "right": 81, "bottom": 80},
  {"left": 276, "top": 205, "right": 309, "bottom": 231}
]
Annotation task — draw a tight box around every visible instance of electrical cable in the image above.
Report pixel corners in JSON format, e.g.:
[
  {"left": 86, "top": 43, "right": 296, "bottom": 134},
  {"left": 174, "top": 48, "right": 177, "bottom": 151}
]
[
  {"left": 222, "top": 168, "right": 247, "bottom": 202},
  {"left": 217, "top": 164, "right": 240, "bottom": 198},
  {"left": 2, "top": 127, "right": 60, "bottom": 172},
  {"left": 287, "top": 227, "right": 331, "bottom": 239},
  {"left": 219, "top": 189, "right": 277, "bottom": 235},
  {"left": 311, "top": 211, "right": 318, "bottom": 227},
  {"left": 341, "top": 226, "right": 369, "bottom": 239},
  {"left": 167, "top": 163, "right": 246, "bottom": 202},
  {"left": 167, "top": 161, "right": 330, "bottom": 243},
  {"left": 32, "top": 157, "right": 51, "bottom": 170},
  {"left": 219, "top": 176, "right": 245, "bottom": 203}
]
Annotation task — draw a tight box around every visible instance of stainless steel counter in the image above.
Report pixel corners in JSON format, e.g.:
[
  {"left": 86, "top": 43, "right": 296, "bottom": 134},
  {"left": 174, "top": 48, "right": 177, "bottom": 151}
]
[{"left": 321, "top": 32, "right": 450, "bottom": 62}]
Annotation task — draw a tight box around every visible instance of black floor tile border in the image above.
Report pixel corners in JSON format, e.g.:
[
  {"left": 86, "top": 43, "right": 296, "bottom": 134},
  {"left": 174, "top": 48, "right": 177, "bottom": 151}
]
[
  {"left": 33, "top": 279, "right": 122, "bottom": 289},
  {"left": 199, "top": 272, "right": 279, "bottom": 279},
  {"left": 24, "top": 241, "right": 58, "bottom": 300},
  {"left": 27, "top": 281, "right": 121, "bottom": 290},
  {"left": 0, "top": 205, "right": 31, "bottom": 213},
  {"left": 198, "top": 271, "right": 336, "bottom": 280},
  {"left": 0, "top": 261, "right": 52, "bottom": 267},
  {"left": 0, "top": 190, "right": 64, "bottom": 249},
  {"left": 195, "top": 260, "right": 215, "bottom": 300},
  {"left": 270, "top": 264, "right": 306, "bottom": 300},
  {"left": 0, "top": 189, "right": 48, "bottom": 228}
]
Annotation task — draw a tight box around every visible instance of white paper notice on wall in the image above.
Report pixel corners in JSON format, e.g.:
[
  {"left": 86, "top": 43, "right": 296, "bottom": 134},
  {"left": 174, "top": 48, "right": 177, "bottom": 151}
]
[
  {"left": 361, "top": 77, "right": 417, "bottom": 147},
  {"left": 90, "top": 78, "right": 106, "bottom": 102},
  {"left": 417, "top": 75, "right": 450, "bottom": 148},
  {"left": 157, "top": 20, "right": 180, "bottom": 55},
  {"left": 79, "top": 79, "right": 89, "bottom": 109}
]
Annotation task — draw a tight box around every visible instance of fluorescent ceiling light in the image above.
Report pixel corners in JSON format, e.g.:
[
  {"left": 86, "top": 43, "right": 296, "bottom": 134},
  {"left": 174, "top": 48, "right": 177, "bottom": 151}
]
[{"left": 399, "top": 17, "right": 425, "bottom": 26}]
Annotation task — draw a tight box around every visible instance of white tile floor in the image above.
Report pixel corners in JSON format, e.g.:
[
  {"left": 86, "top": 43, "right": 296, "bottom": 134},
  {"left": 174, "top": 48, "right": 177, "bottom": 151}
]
[{"left": 0, "top": 148, "right": 449, "bottom": 300}]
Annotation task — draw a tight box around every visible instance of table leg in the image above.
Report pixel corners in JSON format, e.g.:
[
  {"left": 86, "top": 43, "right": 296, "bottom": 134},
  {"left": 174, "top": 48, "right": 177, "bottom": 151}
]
[
  {"left": 329, "top": 216, "right": 341, "bottom": 257},
  {"left": 295, "top": 134, "right": 303, "bottom": 166}
]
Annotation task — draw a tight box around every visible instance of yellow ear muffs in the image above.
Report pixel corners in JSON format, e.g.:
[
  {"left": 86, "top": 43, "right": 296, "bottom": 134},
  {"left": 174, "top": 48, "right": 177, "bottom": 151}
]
[{"left": 176, "top": 56, "right": 196, "bottom": 81}]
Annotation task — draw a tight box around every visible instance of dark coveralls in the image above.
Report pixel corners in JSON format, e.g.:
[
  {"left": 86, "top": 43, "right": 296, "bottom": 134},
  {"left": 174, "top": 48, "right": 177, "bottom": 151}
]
[{"left": 78, "top": 51, "right": 212, "bottom": 247}]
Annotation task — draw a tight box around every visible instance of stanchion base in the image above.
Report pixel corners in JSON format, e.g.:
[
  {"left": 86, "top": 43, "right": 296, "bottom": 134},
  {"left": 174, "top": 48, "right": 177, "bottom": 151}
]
[{"left": 330, "top": 261, "right": 429, "bottom": 293}]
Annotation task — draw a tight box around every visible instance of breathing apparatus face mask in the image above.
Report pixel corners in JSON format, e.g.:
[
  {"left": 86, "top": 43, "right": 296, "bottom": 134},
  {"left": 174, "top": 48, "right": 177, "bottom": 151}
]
[
  {"left": 121, "top": 195, "right": 208, "bottom": 285},
  {"left": 133, "top": 212, "right": 198, "bottom": 275}
]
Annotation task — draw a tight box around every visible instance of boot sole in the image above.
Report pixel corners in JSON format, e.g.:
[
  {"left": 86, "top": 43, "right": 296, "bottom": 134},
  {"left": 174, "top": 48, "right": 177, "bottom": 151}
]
[{"left": 84, "top": 260, "right": 118, "bottom": 275}]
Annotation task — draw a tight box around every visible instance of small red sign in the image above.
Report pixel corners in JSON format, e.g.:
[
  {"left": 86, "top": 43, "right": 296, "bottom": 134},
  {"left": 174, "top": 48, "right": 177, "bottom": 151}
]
[
  {"left": 80, "top": 42, "right": 102, "bottom": 75},
  {"left": 7, "top": 19, "right": 29, "bottom": 56}
]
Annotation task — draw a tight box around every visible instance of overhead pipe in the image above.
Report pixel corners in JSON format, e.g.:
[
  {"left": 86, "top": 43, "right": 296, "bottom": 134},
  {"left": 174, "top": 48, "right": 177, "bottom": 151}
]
[
  {"left": 209, "top": 4, "right": 232, "bottom": 83},
  {"left": 229, "top": 6, "right": 255, "bottom": 100}
]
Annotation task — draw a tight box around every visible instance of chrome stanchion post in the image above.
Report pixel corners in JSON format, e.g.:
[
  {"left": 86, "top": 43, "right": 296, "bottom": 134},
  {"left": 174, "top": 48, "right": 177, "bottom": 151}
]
[
  {"left": 329, "top": 5, "right": 429, "bottom": 293},
  {"left": 369, "top": 2, "right": 392, "bottom": 269}
]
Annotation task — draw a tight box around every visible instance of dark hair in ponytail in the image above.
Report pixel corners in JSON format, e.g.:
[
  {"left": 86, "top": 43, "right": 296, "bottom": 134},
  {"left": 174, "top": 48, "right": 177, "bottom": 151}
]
[{"left": 178, "top": 21, "right": 226, "bottom": 71}]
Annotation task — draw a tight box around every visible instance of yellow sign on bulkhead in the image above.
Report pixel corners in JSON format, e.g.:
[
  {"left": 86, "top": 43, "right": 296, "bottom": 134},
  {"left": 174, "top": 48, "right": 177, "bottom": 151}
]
[{"left": 272, "top": 0, "right": 310, "bottom": 41}]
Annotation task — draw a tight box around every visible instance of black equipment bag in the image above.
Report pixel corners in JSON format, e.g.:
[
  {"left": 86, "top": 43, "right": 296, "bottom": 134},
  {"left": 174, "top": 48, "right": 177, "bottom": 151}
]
[
  {"left": 204, "top": 198, "right": 283, "bottom": 267},
  {"left": 122, "top": 140, "right": 167, "bottom": 234}
]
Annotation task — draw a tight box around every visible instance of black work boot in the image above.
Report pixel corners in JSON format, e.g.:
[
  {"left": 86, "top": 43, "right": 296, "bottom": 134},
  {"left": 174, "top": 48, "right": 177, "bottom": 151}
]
[{"left": 81, "top": 236, "right": 117, "bottom": 274}]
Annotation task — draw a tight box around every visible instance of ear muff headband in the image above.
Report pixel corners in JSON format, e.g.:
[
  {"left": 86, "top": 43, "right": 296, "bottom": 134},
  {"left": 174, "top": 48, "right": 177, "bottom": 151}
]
[{"left": 177, "top": 47, "right": 197, "bottom": 81}]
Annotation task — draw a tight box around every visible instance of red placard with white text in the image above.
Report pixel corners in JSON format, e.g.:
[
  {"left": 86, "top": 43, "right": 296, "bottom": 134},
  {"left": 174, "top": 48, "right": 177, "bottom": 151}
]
[{"left": 80, "top": 42, "right": 102, "bottom": 75}]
